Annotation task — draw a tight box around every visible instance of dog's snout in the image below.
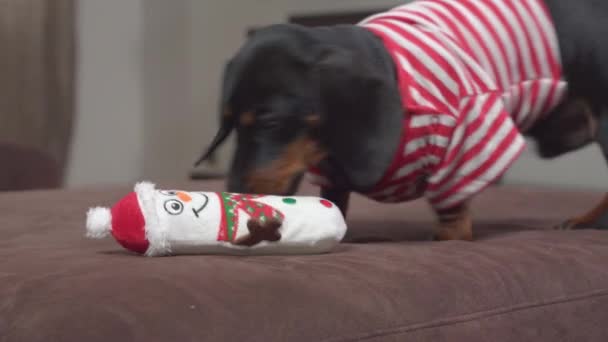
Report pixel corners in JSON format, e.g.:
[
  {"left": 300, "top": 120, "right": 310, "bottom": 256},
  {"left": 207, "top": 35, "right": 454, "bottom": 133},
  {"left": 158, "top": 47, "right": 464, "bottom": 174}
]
[
  {"left": 228, "top": 135, "right": 325, "bottom": 195},
  {"left": 228, "top": 169, "right": 290, "bottom": 195}
]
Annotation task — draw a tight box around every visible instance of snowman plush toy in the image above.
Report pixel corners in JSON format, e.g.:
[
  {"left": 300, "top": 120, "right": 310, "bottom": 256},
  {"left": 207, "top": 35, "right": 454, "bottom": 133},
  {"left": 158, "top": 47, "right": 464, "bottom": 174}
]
[{"left": 86, "top": 182, "right": 347, "bottom": 256}]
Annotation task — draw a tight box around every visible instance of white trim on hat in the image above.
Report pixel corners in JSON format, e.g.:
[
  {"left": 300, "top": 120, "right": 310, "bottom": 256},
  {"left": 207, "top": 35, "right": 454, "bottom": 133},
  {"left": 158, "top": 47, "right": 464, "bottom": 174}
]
[{"left": 134, "top": 181, "right": 171, "bottom": 256}]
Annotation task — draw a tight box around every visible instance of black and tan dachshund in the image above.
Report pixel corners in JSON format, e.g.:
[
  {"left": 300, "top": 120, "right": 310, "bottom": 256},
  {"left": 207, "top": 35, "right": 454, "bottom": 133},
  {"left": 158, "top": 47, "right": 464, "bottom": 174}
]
[{"left": 196, "top": 0, "right": 608, "bottom": 240}]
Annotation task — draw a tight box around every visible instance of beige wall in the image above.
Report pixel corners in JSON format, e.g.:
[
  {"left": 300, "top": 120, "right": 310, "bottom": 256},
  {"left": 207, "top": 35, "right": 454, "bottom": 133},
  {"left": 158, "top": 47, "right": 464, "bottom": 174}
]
[
  {"left": 67, "top": 0, "right": 287, "bottom": 186},
  {"left": 141, "top": 0, "right": 191, "bottom": 181},
  {"left": 67, "top": 0, "right": 145, "bottom": 186},
  {"left": 287, "top": 0, "right": 403, "bottom": 14},
  {"left": 187, "top": 0, "right": 287, "bottom": 173}
]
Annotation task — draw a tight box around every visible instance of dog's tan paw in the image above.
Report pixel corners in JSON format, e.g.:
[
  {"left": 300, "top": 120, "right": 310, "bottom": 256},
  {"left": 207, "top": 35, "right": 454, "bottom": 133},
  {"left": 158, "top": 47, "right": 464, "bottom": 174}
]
[{"left": 554, "top": 194, "right": 608, "bottom": 230}]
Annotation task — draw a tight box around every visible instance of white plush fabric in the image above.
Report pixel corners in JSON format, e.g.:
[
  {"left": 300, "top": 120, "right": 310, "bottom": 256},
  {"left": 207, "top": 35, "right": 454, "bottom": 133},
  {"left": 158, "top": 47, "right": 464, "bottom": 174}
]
[
  {"left": 86, "top": 182, "right": 348, "bottom": 256},
  {"left": 85, "top": 207, "right": 112, "bottom": 238}
]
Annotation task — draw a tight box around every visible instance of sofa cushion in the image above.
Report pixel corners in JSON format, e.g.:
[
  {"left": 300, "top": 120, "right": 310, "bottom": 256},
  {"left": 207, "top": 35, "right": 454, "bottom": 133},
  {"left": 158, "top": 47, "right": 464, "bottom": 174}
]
[{"left": 1, "top": 181, "right": 608, "bottom": 341}]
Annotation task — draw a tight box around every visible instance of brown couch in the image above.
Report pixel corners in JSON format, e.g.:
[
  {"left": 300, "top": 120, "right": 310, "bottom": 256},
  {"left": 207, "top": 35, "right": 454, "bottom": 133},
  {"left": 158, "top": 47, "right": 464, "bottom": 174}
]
[
  {"left": 0, "top": 143, "right": 61, "bottom": 191},
  {"left": 2, "top": 180, "right": 608, "bottom": 341}
]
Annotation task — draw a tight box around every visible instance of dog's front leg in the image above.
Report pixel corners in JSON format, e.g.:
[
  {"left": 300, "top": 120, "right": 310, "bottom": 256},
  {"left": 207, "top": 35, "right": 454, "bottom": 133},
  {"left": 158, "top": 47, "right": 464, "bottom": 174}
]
[{"left": 433, "top": 201, "right": 473, "bottom": 241}]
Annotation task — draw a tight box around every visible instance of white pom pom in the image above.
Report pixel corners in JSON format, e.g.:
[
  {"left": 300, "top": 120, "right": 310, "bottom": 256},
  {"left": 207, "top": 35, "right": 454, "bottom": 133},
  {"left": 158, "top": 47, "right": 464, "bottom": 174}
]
[{"left": 86, "top": 207, "right": 112, "bottom": 238}]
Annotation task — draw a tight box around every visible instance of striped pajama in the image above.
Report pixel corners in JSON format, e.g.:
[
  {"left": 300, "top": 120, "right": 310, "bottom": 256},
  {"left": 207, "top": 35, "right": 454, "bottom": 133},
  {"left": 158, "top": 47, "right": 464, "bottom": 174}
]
[{"left": 309, "top": 0, "right": 567, "bottom": 210}]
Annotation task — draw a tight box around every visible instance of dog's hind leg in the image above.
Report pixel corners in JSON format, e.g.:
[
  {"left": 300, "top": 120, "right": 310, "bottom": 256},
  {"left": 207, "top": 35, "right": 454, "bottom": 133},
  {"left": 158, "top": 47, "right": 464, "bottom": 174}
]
[
  {"left": 556, "top": 194, "right": 608, "bottom": 229},
  {"left": 556, "top": 112, "right": 608, "bottom": 230}
]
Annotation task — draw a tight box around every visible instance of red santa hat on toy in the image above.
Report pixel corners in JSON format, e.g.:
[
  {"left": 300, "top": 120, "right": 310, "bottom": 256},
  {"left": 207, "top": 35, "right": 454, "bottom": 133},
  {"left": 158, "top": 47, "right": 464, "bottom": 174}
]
[{"left": 86, "top": 182, "right": 167, "bottom": 256}]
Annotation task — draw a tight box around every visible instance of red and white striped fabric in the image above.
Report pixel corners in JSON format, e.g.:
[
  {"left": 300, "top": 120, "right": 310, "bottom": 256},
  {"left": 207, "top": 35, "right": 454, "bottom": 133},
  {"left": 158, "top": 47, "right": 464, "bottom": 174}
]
[{"left": 308, "top": 0, "right": 568, "bottom": 210}]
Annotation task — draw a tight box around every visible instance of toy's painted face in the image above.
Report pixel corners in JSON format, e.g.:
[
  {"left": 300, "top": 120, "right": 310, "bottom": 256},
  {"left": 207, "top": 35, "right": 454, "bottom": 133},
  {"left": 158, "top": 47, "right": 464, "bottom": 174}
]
[
  {"left": 154, "top": 190, "right": 223, "bottom": 244},
  {"left": 158, "top": 190, "right": 210, "bottom": 218}
]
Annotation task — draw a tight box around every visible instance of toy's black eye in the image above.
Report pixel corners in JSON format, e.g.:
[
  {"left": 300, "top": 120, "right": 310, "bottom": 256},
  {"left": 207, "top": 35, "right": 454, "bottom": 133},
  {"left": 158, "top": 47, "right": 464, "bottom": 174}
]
[
  {"left": 160, "top": 190, "right": 177, "bottom": 196},
  {"left": 164, "top": 199, "right": 184, "bottom": 215}
]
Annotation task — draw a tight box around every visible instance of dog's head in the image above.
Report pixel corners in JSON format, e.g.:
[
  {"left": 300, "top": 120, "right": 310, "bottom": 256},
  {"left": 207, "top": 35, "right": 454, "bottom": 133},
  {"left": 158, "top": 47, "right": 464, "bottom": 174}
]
[{"left": 195, "top": 24, "right": 402, "bottom": 195}]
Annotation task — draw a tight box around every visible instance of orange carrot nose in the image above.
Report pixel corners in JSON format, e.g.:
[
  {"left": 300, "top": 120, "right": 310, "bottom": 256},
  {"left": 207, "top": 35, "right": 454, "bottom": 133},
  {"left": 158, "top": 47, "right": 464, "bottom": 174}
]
[{"left": 176, "top": 191, "right": 192, "bottom": 202}]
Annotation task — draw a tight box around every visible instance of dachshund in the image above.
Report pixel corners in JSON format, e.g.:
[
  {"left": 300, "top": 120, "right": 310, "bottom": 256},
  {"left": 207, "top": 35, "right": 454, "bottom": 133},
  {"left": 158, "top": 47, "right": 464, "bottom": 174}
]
[{"left": 196, "top": 0, "right": 608, "bottom": 240}]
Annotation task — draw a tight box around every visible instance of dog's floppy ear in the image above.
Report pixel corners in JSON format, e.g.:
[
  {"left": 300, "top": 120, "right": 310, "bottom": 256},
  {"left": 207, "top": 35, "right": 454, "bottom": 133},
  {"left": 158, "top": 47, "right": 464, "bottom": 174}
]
[
  {"left": 315, "top": 46, "right": 402, "bottom": 190},
  {"left": 194, "top": 60, "right": 236, "bottom": 167}
]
